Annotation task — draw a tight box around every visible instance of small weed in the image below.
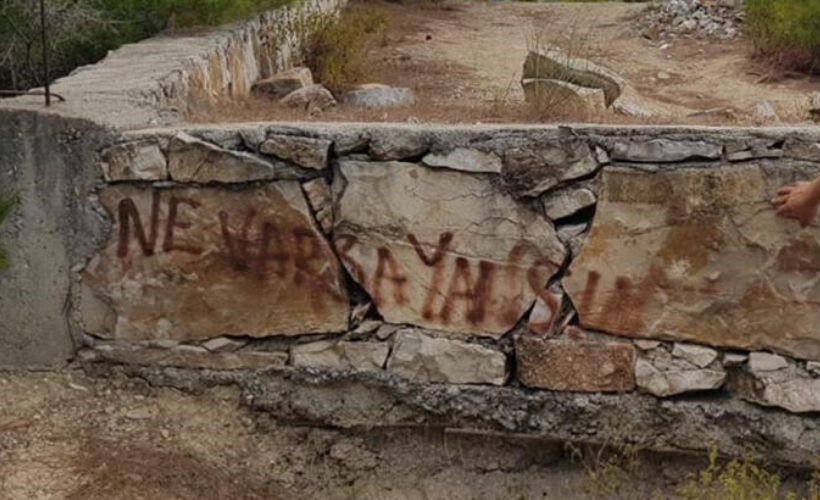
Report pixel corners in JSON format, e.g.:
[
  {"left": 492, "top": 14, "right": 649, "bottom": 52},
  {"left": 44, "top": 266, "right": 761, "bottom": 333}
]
[
  {"left": 301, "top": 7, "right": 389, "bottom": 93},
  {"left": 565, "top": 440, "right": 643, "bottom": 496},
  {"left": 677, "top": 447, "right": 818, "bottom": 500}
]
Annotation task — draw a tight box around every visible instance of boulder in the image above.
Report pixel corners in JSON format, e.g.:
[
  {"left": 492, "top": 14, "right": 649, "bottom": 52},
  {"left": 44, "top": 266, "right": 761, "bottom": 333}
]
[
  {"left": 252, "top": 67, "right": 313, "bottom": 98},
  {"left": 564, "top": 164, "right": 820, "bottom": 361},
  {"left": 387, "top": 329, "right": 507, "bottom": 385},
  {"left": 279, "top": 84, "right": 337, "bottom": 111},
  {"left": 344, "top": 84, "right": 415, "bottom": 108},
  {"left": 332, "top": 161, "right": 566, "bottom": 338},
  {"left": 523, "top": 49, "right": 624, "bottom": 106}
]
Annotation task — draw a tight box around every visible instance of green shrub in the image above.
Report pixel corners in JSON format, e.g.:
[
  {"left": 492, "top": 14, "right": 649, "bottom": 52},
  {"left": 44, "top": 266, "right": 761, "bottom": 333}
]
[
  {"left": 745, "top": 0, "right": 820, "bottom": 74},
  {"left": 0, "top": 196, "right": 16, "bottom": 271},
  {"left": 301, "top": 8, "right": 389, "bottom": 93}
]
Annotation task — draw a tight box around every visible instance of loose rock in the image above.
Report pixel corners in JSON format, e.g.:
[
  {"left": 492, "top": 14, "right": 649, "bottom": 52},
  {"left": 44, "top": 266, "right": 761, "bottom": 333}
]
[
  {"left": 672, "top": 343, "right": 719, "bottom": 368},
  {"left": 749, "top": 352, "right": 789, "bottom": 373},
  {"left": 344, "top": 84, "right": 415, "bottom": 109},
  {"left": 252, "top": 67, "right": 313, "bottom": 99},
  {"left": 280, "top": 84, "right": 337, "bottom": 112}
]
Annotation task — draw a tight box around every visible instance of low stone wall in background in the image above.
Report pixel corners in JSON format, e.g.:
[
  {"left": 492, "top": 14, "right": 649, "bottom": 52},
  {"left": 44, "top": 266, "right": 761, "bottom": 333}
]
[{"left": 77, "top": 123, "right": 820, "bottom": 423}]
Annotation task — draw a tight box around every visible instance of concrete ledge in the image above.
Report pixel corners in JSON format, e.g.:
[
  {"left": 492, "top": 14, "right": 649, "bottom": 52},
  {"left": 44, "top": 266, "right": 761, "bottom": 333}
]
[{"left": 81, "top": 357, "right": 820, "bottom": 468}]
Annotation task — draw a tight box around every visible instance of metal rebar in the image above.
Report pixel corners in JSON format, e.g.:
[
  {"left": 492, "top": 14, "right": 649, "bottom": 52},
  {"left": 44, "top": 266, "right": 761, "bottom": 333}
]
[{"left": 39, "top": 0, "right": 50, "bottom": 107}]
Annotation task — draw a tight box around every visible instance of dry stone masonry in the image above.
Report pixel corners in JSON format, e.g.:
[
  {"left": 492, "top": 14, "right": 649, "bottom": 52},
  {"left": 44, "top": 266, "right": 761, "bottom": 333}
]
[{"left": 3, "top": 0, "right": 820, "bottom": 467}]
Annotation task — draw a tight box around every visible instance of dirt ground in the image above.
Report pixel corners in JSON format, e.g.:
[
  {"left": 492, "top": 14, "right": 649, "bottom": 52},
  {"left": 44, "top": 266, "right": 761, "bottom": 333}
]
[
  {"left": 0, "top": 368, "right": 816, "bottom": 500},
  {"left": 189, "top": 0, "right": 820, "bottom": 126}
]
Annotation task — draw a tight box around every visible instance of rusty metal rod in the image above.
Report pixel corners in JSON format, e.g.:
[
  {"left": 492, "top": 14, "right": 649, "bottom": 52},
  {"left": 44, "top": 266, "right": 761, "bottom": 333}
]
[
  {"left": 0, "top": 89, "right": 65, "bottom": 101},
  {"left": 40, "top": 0, "right": 51, "bottom": 107}
]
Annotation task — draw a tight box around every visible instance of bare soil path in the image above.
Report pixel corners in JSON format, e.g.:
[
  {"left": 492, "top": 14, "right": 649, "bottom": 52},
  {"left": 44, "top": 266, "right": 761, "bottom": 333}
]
[{"left": 191, "top": 0, "right": 820, "bottom": 125}]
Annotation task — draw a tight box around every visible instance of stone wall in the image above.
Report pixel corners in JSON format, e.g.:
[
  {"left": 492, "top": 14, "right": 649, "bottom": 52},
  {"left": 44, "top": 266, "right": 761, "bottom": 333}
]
[
  {"left": 0, "top": 0, "right": 345, "bottom": 130},
  {"left": 75, "top": 123, "right": 820, "bottom": 430}
]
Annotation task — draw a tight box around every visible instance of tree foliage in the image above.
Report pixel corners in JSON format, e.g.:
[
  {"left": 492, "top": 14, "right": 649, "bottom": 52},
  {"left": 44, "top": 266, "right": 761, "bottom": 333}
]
[{"left": 746, "top": 0, "right": 820, "bottom": 74}]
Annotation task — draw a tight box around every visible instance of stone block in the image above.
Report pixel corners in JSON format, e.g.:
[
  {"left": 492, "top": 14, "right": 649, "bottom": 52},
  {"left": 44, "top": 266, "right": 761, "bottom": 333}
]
[
  {"left": 101, "top": 141, "right": 167, "bottom": 181},
  {"left": 387, "top": 329, "right": 507, "bottom": 385},
  {"left": 515, "top": 334, "right": 635, "bottom": 393},
  {"left": 291, "top": 340, "right": 389, "bottom": 372},
  {"left": 82, "top": 183, "right": 349, "bottom": 341},
  {"left": 259, "top": 134, "right": 332, "bottom": 170}
]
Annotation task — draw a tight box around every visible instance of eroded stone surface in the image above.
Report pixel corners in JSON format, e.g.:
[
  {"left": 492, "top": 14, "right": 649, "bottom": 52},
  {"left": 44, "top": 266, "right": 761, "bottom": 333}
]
[
  {"left": 611, "top": 139, "right": 722, "bottom": 163},
  {"left": 733, "top": 366, "right": 820, "bottom": 413},
  {"left": 168, "top": 132, "right": 278, "bottom": 183},
  {"left": 503, "top": 140, "right": 599, "bottom": 197},
  {"left": 333, "top": 161, "right": 566, "bottom": 338},
  {"left": 527, "top": 286, "right": 564, "bottom": 336},
  {"left": 387, "top": 329, "right": 507, "bottom": 385},
  {"left": 83, "top": 345, "right": 288, "bottom": 370},
  {"left": 422, "top": 148, "right": 502, "bottom": 174},
  {"left": 259, "top": 134, "right": 332, "bottom": 170},
  {"left": 564, "top": 164, "right": 820, "bottom": 360},
  {"left": 83, "top": 184, "right": 349, "bottom": 341},
  {"left": 515, "top": 334, "right": 636, "bottom": 393},
  {"left": 101, "top": 141, "right": 167, "bottom": 181},
  {"left": 291, "top": 340, "right": 389, "bottom": 372}
]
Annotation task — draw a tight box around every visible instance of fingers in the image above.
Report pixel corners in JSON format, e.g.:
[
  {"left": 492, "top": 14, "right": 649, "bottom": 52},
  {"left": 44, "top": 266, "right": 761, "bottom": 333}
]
[
  {"left": 776, "top": 204, "right": 793, "bottom": 216},
  {"left": 777, "top": 186, "right": 795, "bottom": 195},
  {"left": 772, "top": 194, "right": 790, "bottom": 206}
]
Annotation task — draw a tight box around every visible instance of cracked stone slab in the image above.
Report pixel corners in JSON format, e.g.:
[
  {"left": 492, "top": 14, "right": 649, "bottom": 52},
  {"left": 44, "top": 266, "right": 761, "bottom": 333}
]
[
  {"left": 502, "top": 140, "right": 599, "bottom": 197},
  {"left": 564, "top": 164, "right": 820, "bottom": 360},
  {"left": 422, "top": 148, "right": 503, "bottom": 174},
  {"left": 332, "top": 161, "right": 566, "bottom": 338},
  {"left": 636, "top": 348, "right": 726, "bottom": 397},
  {"left": 167, "top": 132, "right": 280, "bottom": 183},
  {"left": 82, "top": 183, "right": 349, "bottom": 341}
]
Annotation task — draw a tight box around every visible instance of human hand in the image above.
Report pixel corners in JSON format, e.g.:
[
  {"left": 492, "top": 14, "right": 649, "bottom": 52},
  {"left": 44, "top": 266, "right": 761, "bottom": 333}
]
[{"left": 772, "top": 180, "right": 820, "bottom": 227}]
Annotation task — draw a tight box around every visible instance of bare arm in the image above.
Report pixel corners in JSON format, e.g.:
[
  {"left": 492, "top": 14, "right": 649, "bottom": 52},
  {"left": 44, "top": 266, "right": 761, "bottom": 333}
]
[{"left": 772, "top": 176, "right": 820, "bottom": 227}]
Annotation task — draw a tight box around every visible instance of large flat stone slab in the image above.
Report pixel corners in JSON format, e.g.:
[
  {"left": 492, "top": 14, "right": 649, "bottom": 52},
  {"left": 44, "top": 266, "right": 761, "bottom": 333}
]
[
  {"left": 83, "top": 183, "right": 349, "bottom": 340},
  {"left": 564, "top": 164, "right": 820, "bottom": 360},
  {"left": 333, "top": 161, "right": 566, "bottom": 338}
]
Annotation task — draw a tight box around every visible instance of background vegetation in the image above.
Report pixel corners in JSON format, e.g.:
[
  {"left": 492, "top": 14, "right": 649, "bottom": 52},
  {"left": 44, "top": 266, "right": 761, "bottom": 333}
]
[
  {"left": 0, "top": 196, "right": 15, "bottom": 270},
  {"left": 745, "top": 0, "right": 820, "bottom": 74},
  {"left": 0, "top": 0, "right": 296, "bottom": 91}
]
